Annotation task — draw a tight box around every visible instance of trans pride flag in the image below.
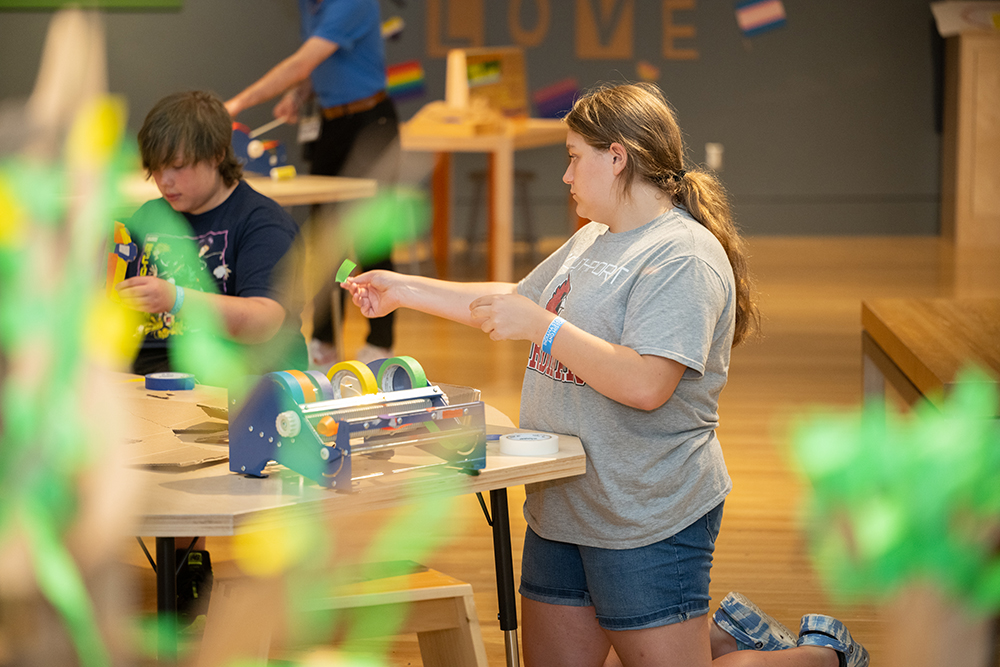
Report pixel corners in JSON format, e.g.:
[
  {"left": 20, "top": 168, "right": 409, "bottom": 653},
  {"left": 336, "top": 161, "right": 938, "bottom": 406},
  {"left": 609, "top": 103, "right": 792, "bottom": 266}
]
[{"left": 735, "top": 0, "right": 787, "bottom": 37}]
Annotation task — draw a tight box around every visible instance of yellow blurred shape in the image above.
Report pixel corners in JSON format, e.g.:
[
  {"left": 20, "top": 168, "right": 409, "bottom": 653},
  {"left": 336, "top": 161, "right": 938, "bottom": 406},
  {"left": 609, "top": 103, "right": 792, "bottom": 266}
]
[
  {"left": 85, "top": 292, "right": 143, "bottom": 368},
  {"left": 233, "top": 522, "right": 312, "bottom": 577},
  {"left": 67, "top": 95, "right": 127, "bottom": 168},
  {"left": 0, "top": 176, "right": 26, "bottom": 248}
]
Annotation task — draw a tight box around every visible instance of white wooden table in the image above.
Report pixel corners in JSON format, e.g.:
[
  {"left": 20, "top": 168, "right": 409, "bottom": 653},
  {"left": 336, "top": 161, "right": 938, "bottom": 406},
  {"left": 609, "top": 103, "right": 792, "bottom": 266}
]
[{"left": 126, "top": 381, "right": 585, "bottom": 666}]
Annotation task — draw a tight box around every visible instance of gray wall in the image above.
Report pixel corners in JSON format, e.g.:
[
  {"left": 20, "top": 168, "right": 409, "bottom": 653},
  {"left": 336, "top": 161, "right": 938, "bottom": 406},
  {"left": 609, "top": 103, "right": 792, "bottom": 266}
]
[{"left": 0, "top": 0, "right": 942, "bottom": 237}]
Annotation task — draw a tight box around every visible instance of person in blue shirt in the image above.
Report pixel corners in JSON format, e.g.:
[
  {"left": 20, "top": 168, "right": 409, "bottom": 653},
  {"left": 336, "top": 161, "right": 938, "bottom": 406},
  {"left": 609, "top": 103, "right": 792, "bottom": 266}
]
[{"left": 225, "top": 0, "right": 399, "bottom": 369}]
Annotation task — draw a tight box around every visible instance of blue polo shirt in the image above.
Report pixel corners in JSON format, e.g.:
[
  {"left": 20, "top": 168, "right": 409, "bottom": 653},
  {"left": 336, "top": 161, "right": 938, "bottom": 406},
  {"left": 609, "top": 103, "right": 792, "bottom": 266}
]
[{"left": 300, "top": 0, "right": 387, "bottom": 108}]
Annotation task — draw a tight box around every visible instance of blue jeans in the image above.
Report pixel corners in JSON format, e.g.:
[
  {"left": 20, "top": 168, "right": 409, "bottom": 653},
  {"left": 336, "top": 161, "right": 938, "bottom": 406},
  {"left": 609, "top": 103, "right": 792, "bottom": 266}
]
[{"left": 519, "top": 502, "right": 724, "bottom": 631}]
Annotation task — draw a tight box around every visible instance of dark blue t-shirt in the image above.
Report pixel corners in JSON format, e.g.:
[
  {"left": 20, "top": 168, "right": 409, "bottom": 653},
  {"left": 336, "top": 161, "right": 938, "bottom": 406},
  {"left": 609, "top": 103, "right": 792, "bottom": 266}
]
[{"left": 128, "top": 180, "right": 307, "bottom": 376}]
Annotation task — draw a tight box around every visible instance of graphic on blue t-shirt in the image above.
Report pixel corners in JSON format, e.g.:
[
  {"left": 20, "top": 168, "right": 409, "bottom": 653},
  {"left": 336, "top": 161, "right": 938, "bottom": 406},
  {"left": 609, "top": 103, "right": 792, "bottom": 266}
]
[
  {"left": 136, "top": 229, "right": 230, "bottom": 340},
  {"left": 527, "top": 275, "right": 585, "bottom": 386}
]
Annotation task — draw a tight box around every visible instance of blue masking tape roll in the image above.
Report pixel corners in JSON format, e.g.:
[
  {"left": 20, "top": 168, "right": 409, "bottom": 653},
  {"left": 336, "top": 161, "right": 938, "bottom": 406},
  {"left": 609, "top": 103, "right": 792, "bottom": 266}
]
[
  {"left": 269, "top": 371, "right": 307, "bottom": 404},
  {"left": 145, "top": 372, "right": 196, "bottom": 391}
]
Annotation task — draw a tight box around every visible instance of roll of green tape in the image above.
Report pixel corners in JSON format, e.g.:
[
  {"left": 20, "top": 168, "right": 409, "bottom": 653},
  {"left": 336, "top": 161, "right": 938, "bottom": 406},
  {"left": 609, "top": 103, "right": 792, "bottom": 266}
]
[{"left": 377, "top": 356, "right": 428, "bottom": 392}]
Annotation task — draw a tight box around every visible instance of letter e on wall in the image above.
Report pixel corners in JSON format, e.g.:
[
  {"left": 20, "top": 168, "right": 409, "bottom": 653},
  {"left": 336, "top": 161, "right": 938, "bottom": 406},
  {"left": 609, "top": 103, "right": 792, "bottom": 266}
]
[{"left": 663, "top": 0, "right": 698, "bottom": 60}]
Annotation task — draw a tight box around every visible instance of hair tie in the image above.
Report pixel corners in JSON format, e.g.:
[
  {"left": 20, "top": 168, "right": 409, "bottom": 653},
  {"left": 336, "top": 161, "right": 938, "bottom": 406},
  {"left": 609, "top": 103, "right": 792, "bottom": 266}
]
[{"left": 673, "top": 169, "right": 687, "bottom": 181}]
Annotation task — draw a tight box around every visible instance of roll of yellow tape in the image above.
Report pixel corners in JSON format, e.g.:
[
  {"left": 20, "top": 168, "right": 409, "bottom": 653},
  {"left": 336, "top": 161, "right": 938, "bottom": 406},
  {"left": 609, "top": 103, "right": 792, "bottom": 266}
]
[
  {"left": 270, "top": 164, "right": 297, "bottom": 180},
  {"left": 326, "top": 360, "right": 379, "bottom": 398}
]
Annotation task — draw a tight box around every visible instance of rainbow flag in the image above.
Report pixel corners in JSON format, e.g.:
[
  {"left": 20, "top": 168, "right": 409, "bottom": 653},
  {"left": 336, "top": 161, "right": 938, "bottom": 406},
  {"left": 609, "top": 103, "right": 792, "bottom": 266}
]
[
  {"left": 532, "top": 78, "right": 579, "bottom": 119},
  {"left": 735, "top": 0, "right": 786, "bottom": 37},
  {"left": 386, "top": 60, "right": 425, "bottom": 102}
]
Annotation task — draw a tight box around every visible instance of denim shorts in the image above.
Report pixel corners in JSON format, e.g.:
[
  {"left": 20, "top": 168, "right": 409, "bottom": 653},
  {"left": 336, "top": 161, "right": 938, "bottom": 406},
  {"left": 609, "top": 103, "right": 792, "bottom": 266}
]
[{"left": 519, "top": 502, "right": 724, "bottom": 631}]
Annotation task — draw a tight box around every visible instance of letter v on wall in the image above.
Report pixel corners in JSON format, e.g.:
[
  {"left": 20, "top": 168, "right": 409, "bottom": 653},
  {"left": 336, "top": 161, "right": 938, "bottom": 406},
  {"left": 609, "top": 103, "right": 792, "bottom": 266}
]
[{"left": 576, "top": 0, "right": 634, "bottom": 59}]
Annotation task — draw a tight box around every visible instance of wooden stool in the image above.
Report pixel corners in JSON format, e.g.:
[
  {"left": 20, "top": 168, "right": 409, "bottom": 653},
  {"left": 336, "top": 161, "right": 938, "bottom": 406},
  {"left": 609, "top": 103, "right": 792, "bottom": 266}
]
[
  {"left": 466, "top": 168, "right": 538, "bottom": 256},
  {"left": 197, "top": 563, "right": 488, "bottom": 667}
]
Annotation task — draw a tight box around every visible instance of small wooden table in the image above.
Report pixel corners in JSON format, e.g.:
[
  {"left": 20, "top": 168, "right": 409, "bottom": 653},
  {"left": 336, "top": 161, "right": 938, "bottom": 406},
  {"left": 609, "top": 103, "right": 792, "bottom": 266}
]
[
  {"left": 861, "top": 298, "right": 1000, "bottom": 411},
  {"left": 120, "top": 173, "right": 377, "bottom": 209},
  {"left": 400, "top": 118, "right": 568, "bottom": 282}
]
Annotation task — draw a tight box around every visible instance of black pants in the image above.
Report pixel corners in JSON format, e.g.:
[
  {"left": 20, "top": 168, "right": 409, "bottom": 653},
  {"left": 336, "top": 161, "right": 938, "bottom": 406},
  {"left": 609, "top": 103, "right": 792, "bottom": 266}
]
[{"left": 308, "top": 97, "right": 399, "bottom": 349}]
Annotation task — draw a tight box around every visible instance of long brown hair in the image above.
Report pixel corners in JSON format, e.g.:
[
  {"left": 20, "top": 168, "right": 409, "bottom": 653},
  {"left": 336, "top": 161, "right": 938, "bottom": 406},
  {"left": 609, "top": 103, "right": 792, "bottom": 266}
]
[
  {"left": 565, "top": 82, "right": 759, "bottom": 345},
  {"left": 138, "top": 90, "right": 243, "bottom": 187}
]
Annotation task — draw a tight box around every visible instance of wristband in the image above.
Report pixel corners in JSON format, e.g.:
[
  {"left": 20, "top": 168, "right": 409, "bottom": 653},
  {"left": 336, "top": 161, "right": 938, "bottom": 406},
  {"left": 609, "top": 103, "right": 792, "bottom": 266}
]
[
  {"left": 169, "top": 285, "right": 184, "bottom": 315},
  {"left": 541, "top": 316, "right": 566, "bottom": 355}
]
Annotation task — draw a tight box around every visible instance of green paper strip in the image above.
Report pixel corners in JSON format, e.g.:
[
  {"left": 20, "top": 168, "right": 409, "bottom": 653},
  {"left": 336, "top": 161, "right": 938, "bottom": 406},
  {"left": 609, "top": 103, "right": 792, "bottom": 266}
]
[{"left": 336, "top": 259, "right": 357, "bottom": 283}]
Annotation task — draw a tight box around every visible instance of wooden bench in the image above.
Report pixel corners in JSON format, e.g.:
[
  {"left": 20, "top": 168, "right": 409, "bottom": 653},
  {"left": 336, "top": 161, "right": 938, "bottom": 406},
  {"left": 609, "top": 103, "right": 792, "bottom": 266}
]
[{"left": 196, "top": 563, "right": 488, "bottom": 667}]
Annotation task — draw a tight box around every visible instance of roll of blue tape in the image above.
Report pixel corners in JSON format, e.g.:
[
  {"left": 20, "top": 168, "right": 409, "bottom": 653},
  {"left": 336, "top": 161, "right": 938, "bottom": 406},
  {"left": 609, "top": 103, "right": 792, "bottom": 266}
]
[
  {"left": 269, "top": 371, "right": 306, "bottom": 404},
  {"left": 145, "top": 372, "right": 196, "bottom": 391}
]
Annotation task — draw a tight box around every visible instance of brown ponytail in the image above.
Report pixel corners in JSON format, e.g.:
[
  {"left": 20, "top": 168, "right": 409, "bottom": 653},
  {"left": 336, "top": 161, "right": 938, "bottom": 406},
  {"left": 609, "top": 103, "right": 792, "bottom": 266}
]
[
  {"left": 673, "top": 171, "right": 759, "bottom": 345},
  {"left": 566, "top": 83, "right": 759, "bottom": 345}
]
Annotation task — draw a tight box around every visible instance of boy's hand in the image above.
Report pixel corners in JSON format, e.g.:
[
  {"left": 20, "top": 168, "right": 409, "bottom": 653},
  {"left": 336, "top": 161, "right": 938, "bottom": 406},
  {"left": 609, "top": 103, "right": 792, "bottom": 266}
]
[{"left": 116, "top": 276, "right": 180, "bottom": 314}]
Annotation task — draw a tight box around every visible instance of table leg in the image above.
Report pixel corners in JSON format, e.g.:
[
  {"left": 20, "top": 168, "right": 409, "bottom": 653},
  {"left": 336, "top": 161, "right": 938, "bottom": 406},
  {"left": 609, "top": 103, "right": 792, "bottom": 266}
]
[
  {"left": 431, "top": 152, "right": 451, "bottom": 279},
  {"left": 486, "top": 153, "right": 496, "bottom": 280},
  {"left": 489, "top": 488, "right": 520, "bottom": 667},
  {"left": 490, "top": 136, "right": 515, "bottom": 283},
  {"left": 155, "top": 537, "right": 178, "bottom": 663},
  {"left": 862, "top": 349, "right": 886, "bottom": 404},
  {"left": 861, "top": 331, "right": 925, "bottom": 408}
]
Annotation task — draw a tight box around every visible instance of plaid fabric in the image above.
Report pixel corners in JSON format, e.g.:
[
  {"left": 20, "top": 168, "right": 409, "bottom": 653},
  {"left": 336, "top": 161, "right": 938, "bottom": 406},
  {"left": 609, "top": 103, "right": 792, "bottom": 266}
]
[
  {"left": 798, "top": 614, "right": 870, "bottom": 667},
  {"left": 713, "top": 592, "right": 797, "bottom": 651}
]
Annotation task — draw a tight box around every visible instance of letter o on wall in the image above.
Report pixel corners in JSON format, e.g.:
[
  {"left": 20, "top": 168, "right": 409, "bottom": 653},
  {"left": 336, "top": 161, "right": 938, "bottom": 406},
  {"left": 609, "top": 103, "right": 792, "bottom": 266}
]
[{"left": 509, "top": 0, "right": 550, "bottom": 47}]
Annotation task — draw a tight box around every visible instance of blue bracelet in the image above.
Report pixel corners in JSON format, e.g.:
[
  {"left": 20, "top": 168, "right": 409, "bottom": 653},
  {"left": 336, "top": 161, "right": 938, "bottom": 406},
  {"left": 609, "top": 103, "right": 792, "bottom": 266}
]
[
  {"left": 541, "top": 316, "right": 566, "bottom": 354},
  {"left": 169, "top": 285, "right": 185, "bottom": 315}
]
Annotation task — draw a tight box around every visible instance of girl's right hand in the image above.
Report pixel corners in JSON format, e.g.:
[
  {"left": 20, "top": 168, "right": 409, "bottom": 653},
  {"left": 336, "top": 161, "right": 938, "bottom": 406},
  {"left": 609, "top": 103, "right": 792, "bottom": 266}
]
[{"left": 342, "top": 270, "right": 399, "bottom": 318}]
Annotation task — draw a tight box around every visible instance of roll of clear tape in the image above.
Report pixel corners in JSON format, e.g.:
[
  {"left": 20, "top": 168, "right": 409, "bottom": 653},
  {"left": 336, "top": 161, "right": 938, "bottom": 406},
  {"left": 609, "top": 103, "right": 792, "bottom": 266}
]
[{"left": 499, "top": 432, "right": 559, "bottom": 456}]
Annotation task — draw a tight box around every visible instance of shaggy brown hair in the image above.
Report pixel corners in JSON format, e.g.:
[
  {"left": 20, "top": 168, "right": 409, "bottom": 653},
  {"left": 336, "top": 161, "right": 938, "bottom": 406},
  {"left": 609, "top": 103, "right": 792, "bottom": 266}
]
[{"left": 138, "top": 90, "right": 242, "bottom": 187}]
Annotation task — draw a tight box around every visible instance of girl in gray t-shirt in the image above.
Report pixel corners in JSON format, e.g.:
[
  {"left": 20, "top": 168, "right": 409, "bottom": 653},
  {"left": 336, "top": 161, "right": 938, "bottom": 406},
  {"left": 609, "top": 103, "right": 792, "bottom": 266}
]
[{"left": 344, "top": 83, "right": 867, "bottom": 667}]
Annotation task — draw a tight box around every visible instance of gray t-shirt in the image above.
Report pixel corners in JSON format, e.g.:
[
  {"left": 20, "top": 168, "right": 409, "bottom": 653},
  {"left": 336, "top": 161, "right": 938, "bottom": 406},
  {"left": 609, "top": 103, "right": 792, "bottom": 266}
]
[{"left": 517, "top": 207, "right": 734, "bottom": 549}]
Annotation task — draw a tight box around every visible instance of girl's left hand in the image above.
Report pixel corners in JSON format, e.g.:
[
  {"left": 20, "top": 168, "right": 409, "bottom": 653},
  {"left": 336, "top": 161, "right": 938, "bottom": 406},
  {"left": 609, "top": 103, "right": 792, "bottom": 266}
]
[{"left": 469, "top": 293, "right": 547, "bottom": 342}]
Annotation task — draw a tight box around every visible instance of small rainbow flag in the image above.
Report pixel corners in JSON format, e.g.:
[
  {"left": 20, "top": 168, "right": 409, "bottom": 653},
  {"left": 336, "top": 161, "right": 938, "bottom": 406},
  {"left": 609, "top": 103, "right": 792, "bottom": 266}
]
[
  {"left": 532, "top": 78, "right": 579, "bottom": 119},
  {"left": 735, "top": 0, "right": 786, "bottom": 37},
  {"left": 386, "top": 60, "right": 425, "bottom": 102}
]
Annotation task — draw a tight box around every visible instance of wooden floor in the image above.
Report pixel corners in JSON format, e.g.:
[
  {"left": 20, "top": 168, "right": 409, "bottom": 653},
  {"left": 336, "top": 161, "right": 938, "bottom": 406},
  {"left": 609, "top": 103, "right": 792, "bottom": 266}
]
[{"left": 151, "top": 236, "right": 999, "bottom": 666}]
